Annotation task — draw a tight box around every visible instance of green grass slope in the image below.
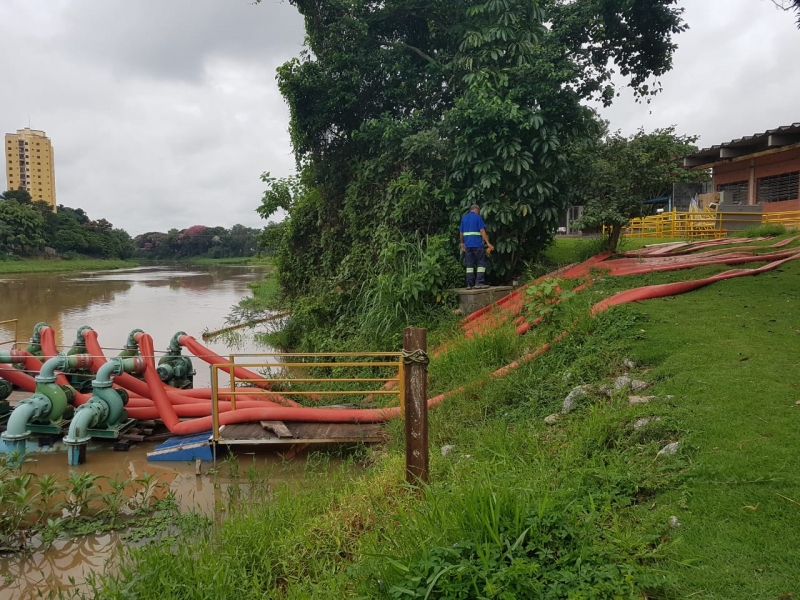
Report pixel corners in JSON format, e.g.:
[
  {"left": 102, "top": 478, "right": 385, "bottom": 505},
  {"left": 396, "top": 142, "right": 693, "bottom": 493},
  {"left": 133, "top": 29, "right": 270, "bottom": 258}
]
[{"left": 66, "top": 236, "right": 800, "bottom": 599}]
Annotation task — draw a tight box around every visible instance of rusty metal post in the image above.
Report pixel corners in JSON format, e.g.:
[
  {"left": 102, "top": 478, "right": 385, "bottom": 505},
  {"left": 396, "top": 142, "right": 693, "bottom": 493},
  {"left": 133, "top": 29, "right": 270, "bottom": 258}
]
[{"left": 403, "top": 327, "right": 428, "bottom": 486}]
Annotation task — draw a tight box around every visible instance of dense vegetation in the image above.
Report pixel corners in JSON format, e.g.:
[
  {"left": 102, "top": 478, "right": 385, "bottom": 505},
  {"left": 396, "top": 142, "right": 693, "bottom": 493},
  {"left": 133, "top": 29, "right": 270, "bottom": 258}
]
[
  {"left": 259, "top": 0, "right": 688, "bottom": 351},
  {"left": 0, "top": 188, "right": 134, "bottom": 259},
  {"left": 133, "top": 224, "right": 262, "bottom": 260},
  {"left": 0, "top": 187, "right": 261, "bottom": 263}
]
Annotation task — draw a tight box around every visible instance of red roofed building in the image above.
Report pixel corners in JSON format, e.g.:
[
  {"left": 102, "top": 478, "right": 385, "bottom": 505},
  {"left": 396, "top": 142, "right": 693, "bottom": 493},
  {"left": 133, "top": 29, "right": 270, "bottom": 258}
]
[{"left": 684, "top": 123, "right": 800, "bottom": 213}]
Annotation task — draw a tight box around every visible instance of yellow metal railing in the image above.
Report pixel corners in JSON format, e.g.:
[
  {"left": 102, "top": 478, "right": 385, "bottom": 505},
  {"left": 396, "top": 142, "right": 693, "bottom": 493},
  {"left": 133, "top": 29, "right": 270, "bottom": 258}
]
[
  {"left": 0, "top": 319, "right": 18, "bottom": 347},
  {"left": 763, "top": 210, "right": 800, "bottom": 229},
  {"left": 621, "top": 208, "right": 800, "bottom": 239},
  {"left": 209, "top": 352, "right": 404, "bottom": 443}
]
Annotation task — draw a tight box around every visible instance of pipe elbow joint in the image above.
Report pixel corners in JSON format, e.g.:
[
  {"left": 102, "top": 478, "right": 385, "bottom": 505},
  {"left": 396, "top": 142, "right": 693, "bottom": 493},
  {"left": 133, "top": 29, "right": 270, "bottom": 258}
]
[
  {"left": 37, "top": 353, "right": 68, "bottom": 383},
  {"left": 2, "top": 395, "right": 50, "bottom": 441},
  {"left": 64, "top": 402, "right": 105, "bottom": 445},
  {"left": 125, "top": 329, "right": 144, "bottom": 351},
  {"left": 168, "top": 331, "right": 188, "bottom": 354},
  {"left": 74, "top": 326, "right": 94, "bottom": 348},
  {"left": 30, "top": 322, "right": 49, "bottom": 345}
]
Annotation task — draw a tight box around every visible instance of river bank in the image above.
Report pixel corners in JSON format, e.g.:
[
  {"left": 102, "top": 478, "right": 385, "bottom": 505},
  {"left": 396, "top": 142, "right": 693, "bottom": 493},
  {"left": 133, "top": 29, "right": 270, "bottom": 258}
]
[
  {"left": 0, "top": 256, "right": 271, "bottom": 275},
  {"left": 60, "top": 235, "right": 800, "bottom": 599},
  {"left": 0, "top": 258, "right": 138, "bottom": 274}
]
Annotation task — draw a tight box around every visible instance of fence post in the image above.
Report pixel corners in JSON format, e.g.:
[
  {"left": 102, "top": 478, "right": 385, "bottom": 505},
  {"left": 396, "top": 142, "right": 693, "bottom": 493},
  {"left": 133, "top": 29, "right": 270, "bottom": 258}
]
[{"left": 403, "top": 327, "right": 429, "bottom": 487}]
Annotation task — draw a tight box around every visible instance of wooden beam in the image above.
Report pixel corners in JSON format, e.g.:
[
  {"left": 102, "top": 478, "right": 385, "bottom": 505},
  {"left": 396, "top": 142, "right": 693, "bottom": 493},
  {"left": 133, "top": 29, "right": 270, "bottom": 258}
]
[{"left": 261, "top": 420, "right": 293, "bottom": 438}]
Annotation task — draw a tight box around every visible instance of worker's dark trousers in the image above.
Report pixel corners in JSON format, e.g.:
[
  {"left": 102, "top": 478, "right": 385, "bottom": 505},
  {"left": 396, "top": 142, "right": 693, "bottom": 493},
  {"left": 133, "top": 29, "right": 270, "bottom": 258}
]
[{"left": 465, "top": 246, "right": 486, "bottom": 287}]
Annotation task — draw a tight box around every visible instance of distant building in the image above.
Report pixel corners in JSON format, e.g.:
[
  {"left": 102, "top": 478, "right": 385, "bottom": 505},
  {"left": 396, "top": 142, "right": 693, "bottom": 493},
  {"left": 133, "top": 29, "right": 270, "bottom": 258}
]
[
  {"left": 4, "top": 128, "right": 57, "bottom": 210},
  {"left": 684, "top": 123, "right": 800, "bottom": 213}
]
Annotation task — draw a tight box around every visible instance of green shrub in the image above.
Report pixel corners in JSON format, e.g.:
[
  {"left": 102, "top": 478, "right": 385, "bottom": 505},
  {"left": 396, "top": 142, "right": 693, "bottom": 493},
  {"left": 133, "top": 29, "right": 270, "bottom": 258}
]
[{"left": 743, "top": 223, "right": 788, "bottom": 238}]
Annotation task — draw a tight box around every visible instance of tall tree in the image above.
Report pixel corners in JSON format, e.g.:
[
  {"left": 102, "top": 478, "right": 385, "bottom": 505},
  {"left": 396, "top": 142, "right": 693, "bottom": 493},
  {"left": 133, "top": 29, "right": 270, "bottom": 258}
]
[
  {"left": 261, "top": 0, "right": 687, "bottom": 345},
  {"left": 574, "top": 127, "right": 705, "bottom": 251},
  {"left": 0, "top": 188, "right": 33, "bottom": 204},
  {"left": 0, "top": 201, "right": 46, "bottom": 254}
]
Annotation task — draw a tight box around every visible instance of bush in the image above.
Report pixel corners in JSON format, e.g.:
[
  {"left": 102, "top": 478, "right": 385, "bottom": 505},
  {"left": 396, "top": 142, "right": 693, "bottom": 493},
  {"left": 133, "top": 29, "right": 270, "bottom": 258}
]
[{"left": 743, "top": 223, "right": 788, "bottom": 238}]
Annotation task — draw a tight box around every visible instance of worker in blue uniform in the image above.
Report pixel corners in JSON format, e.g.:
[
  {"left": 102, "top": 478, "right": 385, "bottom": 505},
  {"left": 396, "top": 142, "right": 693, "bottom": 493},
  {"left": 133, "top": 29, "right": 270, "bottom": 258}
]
[{"left": 459, "top": 204, "right": 494, "bottom": 289}]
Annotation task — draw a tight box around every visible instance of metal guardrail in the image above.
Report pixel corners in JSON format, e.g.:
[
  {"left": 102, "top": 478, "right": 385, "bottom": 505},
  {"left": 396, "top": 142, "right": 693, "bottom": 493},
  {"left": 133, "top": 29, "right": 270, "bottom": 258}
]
[
  {"left": 0, "top": 319, "right": 18, "bottom": 347},
  {"left": 623, "top": 209, "right": 800, "bottom": 239},
  {"left": 209, "top": 352, "right": 404, "bottom": 443}
]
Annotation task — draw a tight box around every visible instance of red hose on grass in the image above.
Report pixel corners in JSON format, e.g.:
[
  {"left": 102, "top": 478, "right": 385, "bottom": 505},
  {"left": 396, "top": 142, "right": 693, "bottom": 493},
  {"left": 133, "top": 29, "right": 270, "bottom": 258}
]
[{"left": 591, "top": 252, "right": 800, "bottom": 315}]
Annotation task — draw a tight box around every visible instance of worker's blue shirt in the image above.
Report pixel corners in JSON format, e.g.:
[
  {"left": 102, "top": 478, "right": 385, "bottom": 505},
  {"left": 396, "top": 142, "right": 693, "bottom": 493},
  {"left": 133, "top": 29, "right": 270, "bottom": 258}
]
[{"left": 460, "top": 212, "right": 487, "bottom": 248}]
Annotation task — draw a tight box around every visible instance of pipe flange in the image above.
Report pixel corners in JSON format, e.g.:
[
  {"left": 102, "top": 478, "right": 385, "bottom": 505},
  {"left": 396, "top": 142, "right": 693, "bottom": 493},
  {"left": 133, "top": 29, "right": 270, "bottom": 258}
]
[
  {"left": 2, "top": 430, "right": 31, "bottom": 442},
  {"left": 63, "top": 436, "right": 91, "bottom": 446}
]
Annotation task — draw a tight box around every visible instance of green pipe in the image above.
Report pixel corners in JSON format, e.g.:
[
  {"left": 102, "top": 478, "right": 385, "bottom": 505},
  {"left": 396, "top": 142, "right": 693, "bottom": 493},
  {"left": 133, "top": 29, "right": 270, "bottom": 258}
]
[
  {"left": 65, "top": 401, "right": 106, "bottom": 446},
  {"left": 25, "top": 322, "right": 49, "bottom": 356},
  {"left": 167, "top": 331, "right": 187, "bottom": 354},
  {"left": 2, "top": 394, "right": 50, "bottom": 441},
  {"left": 64, "top": 357, "right": 143, "bottom": 465},
  {"left": 0, "top": 350, "right": 25, "bottom": 364},
  {"left": 90, "top": 357, "right": 141, "bottom": 427},
  {"left": 73, "top": 326, "right": 93, "bottom": 348},
  {"left": 124, "top": 329, "right": 143, "bottom": 351}
]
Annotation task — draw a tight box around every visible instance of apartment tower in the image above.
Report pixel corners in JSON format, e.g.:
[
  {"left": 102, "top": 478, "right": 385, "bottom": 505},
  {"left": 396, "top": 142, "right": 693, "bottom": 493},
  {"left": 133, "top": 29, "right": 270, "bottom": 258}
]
[{"left": 4, "top": 128, "right": 56, "bottom": 210}]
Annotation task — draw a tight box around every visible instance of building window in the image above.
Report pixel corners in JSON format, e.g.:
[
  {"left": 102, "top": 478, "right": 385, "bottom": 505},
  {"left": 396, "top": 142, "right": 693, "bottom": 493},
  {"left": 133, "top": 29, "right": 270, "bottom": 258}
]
[
  {"left": 717, "top": 181, "right": 748, "bottom": 205},
  {"left": 757, "top": 172, "right": 800, "bottom": 203}
]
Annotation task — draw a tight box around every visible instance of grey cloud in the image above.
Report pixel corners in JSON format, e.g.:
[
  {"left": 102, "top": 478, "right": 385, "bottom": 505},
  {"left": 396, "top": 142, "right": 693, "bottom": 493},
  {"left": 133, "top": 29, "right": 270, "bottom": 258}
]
[
  {"left": 55, "top": 0, "right": 305, "bottom": 83},
  {"left": 597, "top": 0, "right": 800, "bottom": 148}
]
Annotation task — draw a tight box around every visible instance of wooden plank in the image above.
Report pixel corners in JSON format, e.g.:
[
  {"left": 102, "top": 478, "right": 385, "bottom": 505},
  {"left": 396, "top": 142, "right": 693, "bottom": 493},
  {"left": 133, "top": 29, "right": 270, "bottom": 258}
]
[
  {"left": 261, "top": 421, "right": 293, "bottom": 438},
  {"left": 216, "top": 421, "right": 385, "bottom": 445}
]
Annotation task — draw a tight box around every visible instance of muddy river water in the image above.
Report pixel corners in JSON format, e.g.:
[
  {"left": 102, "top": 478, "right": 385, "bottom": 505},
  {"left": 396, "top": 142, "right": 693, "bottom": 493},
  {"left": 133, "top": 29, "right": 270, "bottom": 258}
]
[
  {"left": 0, "top": 265, "right": 325, "bottom": 599},
  {"left": 0, "top": 264, "right": 273, "bottom": 386}
]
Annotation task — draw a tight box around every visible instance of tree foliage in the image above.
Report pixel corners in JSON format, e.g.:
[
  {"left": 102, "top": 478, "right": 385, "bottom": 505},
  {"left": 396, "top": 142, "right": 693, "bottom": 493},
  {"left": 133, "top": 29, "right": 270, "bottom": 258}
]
[
  {"left": 0, "top": 191, "right": 134, "bottom": 259},
  {"left": 261, "top": 0, "right": 687, "bottom": 348},
  {"left": 132, "top": 224, "right": 261, "bottom": 259},
  {"left": 0, "top": 188, "right": 33, "bottom": 205},
  {"left": 0, "top": 200, "right": 46, "bottom": 254},
  {"left": 573, "top": 126, "right": 706, "bottom": 251}
]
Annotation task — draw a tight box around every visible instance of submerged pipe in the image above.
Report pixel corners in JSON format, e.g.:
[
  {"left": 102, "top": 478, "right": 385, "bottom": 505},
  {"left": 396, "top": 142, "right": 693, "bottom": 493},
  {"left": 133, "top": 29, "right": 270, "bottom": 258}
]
[
  {"left": 64, "top": 356, "right": 146, "bottom": 465},
  {"left": 1, "top": 353, "right": 92, "bottom": 455}
]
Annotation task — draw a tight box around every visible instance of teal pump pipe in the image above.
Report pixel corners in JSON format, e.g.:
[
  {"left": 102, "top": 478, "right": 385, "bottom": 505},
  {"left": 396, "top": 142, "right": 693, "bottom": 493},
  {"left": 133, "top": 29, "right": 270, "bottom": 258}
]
[
  {"left": 64, "top": 356, "right": 145, "bottom": 466},
  {"left": 26, "top": 322, "right": 49, "bottom": 357},
  {"left": 157, "top": 331, "right": 194, "bottom": 389},
  {"left": 1, "top": 353, "right": 90, "bottom": 457},
  {"left": 118, "top": 329, "right": 144, "bottom": 359}
]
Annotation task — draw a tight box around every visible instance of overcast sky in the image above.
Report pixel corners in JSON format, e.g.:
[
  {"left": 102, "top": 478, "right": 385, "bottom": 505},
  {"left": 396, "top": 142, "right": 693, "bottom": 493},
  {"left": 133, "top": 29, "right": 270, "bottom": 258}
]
[{"left": 1, "top": 0, "right": 798, "bottom": 236}]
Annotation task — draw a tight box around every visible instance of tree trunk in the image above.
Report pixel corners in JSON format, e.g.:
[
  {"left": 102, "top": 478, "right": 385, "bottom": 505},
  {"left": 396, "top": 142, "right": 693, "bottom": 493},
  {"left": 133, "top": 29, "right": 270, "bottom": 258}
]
[{"left": 607, "top": 225, "right": 622, "bottom": 253}]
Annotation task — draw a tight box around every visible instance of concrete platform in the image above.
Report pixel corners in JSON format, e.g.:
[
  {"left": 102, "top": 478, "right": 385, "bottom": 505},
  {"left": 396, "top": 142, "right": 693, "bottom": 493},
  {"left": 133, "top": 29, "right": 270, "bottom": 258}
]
[{"left": 454, "top": 286, "right": 514, "bottom": 316}]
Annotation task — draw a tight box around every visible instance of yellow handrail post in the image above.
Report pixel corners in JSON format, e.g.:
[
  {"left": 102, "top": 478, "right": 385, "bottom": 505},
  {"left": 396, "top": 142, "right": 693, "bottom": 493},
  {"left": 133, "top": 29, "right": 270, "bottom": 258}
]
[
  {"left": 211, "top": 364, "right": 220, "bottom": 450},
  {"left": 397, "top": 357, "right": 405, "bottom": 414}
]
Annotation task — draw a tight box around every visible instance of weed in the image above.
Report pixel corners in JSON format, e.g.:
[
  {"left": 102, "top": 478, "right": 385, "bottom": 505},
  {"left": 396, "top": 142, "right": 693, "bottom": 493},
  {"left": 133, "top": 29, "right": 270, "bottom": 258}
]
[{"left": 744, "top": 223, "right": 788, "bottom": 237}]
